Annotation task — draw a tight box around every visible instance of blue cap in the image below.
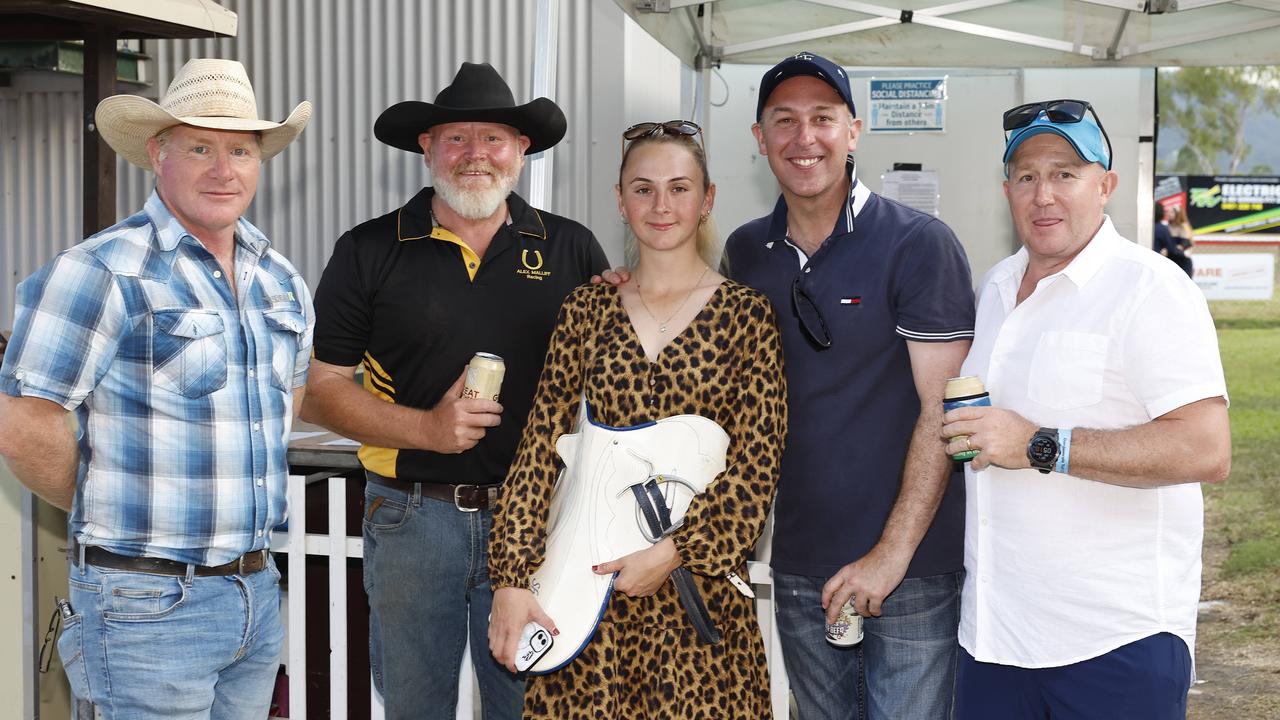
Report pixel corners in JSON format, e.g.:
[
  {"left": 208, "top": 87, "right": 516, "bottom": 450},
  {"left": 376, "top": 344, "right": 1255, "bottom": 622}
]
[
  {"left": 1003, "top": 110, "right": 1111, "bottom": 170},
  {"left": 757, "top": 51, "right": 856, "bottom": 121}
]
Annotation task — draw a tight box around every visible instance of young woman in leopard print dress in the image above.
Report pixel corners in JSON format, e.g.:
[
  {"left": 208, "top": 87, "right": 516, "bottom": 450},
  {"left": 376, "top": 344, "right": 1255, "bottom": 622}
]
[{"left": 487, "top": 123, "right": 787, "bottom": 719}]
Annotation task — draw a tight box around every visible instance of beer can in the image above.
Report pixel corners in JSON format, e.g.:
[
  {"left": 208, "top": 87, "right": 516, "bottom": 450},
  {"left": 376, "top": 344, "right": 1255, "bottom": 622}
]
[
  {"left": 943, "top": 375, "right": 990, "bottom": 461},
  {"left": 825, "top": 599, "right": 864, "bottom": 646},
  {"left": 463, "top": 352, "right": 505, "bottom": 402}
]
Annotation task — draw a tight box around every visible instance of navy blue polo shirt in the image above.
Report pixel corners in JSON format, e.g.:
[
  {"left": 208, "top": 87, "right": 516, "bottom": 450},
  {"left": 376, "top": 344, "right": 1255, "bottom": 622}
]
[{"left": 725, "top": 168, "right": 975, "bottom": 579}]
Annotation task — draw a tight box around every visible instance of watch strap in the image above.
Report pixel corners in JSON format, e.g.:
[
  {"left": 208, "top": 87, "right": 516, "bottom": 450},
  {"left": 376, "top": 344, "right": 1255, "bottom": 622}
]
[{"left": 1055, "top": 427, "right": 1073, "bottom": 475}]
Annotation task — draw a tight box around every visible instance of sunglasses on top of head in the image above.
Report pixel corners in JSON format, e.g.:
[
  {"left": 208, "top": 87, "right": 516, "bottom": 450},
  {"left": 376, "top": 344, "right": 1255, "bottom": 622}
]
[
  {"left": 1002, "top": 99, "right": 1113, "bottom": 169},
  {"left": 621, "top": 120, "right": 703, "bottom": 154}
]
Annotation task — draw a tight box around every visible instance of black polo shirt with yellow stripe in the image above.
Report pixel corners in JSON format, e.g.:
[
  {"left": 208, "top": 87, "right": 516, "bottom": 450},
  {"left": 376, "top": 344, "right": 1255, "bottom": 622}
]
[{"left": 312, "top": 187, "right": 608, "bottom": 485}]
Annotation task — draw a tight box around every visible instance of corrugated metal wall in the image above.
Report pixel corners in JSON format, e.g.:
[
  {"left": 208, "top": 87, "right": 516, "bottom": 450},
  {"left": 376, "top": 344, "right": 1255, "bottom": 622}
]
[
  {"left": 1, "top": 82, "right": 86, "bottom": 330},
  {"left": 2, "top": 0, "right": 624, "bottom": 329}
]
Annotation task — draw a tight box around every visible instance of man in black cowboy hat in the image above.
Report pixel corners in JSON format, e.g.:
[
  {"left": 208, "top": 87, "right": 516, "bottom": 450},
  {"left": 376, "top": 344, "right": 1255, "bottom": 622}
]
[{"left": 301, "top": 62, "right": 607, "bottom": 719}]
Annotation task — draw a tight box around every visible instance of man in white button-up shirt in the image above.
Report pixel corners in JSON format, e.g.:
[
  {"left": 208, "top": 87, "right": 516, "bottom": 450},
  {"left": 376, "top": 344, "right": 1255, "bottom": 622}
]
[{"left": 941, "top": 100, "right": 1231, "bottom": 720}]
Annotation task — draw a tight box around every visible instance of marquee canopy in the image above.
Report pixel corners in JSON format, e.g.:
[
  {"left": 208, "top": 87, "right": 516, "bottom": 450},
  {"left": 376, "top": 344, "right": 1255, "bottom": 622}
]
[{"left": 614, "top": 0, "right": 1280, "bottom": 68}]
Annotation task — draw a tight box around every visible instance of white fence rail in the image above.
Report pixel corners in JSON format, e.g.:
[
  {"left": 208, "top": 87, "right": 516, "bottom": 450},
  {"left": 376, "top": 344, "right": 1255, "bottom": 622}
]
[{"left": 271, "top": 471, "right": 789, "bottom": 719}]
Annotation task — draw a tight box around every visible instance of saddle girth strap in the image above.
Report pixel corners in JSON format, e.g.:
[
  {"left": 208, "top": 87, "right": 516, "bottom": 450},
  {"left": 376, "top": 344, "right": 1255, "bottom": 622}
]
[{"left": 629, "top": 478, "right": 723, "bottom": 645}]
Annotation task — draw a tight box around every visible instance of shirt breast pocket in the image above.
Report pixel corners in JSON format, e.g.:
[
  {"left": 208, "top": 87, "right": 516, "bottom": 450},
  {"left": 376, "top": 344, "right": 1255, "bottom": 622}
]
[
  {"left": 152, "top": 309, "right": 228, "bottom": 398},
  {"left": 1027, "top": 331, "right": 1109, "bottom": 410},
  {"left": 263, "top": 308, "right": 306, "bottom": 392}
]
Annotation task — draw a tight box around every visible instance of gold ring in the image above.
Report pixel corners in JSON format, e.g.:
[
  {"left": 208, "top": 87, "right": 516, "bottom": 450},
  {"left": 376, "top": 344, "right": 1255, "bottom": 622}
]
[{"left": 964, "top": 436, "right": 973, "bottom": 452}]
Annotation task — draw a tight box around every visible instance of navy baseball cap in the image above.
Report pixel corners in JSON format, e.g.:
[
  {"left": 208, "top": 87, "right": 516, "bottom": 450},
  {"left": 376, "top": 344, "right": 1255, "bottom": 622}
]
[
  {"left": 1002, "top": 100, "right": 1111, "bottom": 171},
  {"left": 757, "top": 51, "right": 856, "bottom": 121}
]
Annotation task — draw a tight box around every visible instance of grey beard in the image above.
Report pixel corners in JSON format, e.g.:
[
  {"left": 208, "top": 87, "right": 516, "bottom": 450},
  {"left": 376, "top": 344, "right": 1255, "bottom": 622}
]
[{"left": 432, "top": 168, "right": 520, "bottom": 220}]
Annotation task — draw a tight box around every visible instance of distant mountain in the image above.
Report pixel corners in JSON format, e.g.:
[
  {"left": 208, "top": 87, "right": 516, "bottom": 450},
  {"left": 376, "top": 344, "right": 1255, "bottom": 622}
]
[{"left": 1158, "top": 107, "right": 1280, "bottom": 176}]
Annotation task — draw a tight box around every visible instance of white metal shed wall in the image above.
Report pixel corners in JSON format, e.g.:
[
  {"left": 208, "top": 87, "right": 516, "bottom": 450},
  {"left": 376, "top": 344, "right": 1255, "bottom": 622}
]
[
  {"left": 1, "top": 75, "right": 85, "bottom": 332},
  {"left": 1, "top": 0, "right": 648, "bottom": 329}
]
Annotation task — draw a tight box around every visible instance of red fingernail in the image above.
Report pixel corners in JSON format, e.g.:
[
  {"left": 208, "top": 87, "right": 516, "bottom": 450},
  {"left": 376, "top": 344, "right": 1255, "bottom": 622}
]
[
  {"left": 552, "top": 629, "right": 559, "bottom": 636},
  {"left": 591, "top": 565, "right": 598, "bottom": 571}
]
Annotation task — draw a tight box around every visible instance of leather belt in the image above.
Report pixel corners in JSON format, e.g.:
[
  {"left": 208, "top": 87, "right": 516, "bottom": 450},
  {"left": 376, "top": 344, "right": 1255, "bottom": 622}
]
[
  {"left": 366, "top": 472, "right": 499, "bottom": 512},
  {"left": 82, "top": 546, "right": 270, "bottom": 577}
]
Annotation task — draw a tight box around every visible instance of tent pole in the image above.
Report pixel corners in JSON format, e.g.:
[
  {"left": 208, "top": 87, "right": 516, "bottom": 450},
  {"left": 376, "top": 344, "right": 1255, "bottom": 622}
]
[{"left": 529, "top": 0, "right": 561, "bottom": 210}]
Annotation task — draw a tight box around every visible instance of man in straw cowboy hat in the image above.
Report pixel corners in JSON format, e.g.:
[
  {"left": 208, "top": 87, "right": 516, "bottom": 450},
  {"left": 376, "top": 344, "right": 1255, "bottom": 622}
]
[
  {"left": 0, "top": 58, "right": 312, "bottom": 718},
  {"left": 301, "top": 62, "right": 606, "bottom": 718}
]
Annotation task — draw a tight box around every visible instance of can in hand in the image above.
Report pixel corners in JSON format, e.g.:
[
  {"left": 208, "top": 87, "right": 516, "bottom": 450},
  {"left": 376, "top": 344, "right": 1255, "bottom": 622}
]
[
  {"left": 462, "top": 352, "right": 505, "bottom": 402},
  {"left": 943, "top": 375, "right": 990, "bottom": 461},
  {"left": 825, "top": 599, "right": 864, "bottom": 646}
]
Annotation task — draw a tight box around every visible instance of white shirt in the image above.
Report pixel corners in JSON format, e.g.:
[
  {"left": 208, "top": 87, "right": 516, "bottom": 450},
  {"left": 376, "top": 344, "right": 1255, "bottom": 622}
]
[{"left": 958, "top": 216, "right": 1227, "bottom": 668}]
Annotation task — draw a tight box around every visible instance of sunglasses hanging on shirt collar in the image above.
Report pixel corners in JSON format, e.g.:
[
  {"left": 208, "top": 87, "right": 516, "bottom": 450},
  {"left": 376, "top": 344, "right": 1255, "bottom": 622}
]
[{"left": 791, "top": 277, "right": 832, "bottom": 349}]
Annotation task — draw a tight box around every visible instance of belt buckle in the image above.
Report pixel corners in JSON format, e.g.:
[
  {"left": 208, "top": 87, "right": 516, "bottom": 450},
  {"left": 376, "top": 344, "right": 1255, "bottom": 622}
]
[
  {"left": 453, "top": 484, "right": 480, "bottom": 513},
  {"left": 237, "top": 551, "right": 260, "bottom": 575}
]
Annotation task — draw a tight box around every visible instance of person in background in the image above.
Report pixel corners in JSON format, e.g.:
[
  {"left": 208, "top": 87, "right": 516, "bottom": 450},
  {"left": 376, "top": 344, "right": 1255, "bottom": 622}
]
[
  {"left": 0, "top": 58, "right": 313, "bottom": 718},
  {"left": 724, "top": 51, "right": 975, "bottom": 720},
  {"left": 489, "top": 120, "right": 787, "bottom": 718},
  {"left": 943, "top": 98, "right": 1230, "bottom": 720},
  {"left": 1168, "top": 204, "right": 1196, "bottom": 278},
  {"left": 1154, "top": 202, "right": 1193, "bottom": 278},
  {"left": 300, "top": 62, "right": 607, "bottom": 720}
]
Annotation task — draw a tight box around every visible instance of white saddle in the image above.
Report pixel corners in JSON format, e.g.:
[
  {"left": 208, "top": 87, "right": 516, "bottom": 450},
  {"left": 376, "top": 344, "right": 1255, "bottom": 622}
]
[{"left": 526, "top": 401, "right": 729, "bottom": 674}]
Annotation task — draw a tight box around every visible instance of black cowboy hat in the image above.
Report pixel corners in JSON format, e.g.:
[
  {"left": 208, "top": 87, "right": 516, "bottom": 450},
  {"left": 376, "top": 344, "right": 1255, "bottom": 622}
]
[{"left": 375, "top": 62, "right": 567, "bottom": 155}]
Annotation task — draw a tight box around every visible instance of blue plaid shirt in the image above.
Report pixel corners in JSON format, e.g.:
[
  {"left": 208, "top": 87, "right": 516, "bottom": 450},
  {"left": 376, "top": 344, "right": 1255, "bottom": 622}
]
[{"left": 0, "top": 191, "right": 314, "bottom": 565}]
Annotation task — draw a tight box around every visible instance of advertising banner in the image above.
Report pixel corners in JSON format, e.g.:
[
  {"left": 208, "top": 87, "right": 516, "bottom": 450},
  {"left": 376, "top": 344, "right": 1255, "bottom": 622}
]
[
  {"left": 867, "top": 78, "right": 947, "bottom": 133},
  {"left": 1154, "top": 174, "right": 1186, "bottom": 215},
  {"left": 1185, "top": 175, "right": 1280, "bottom": 236},
  {"left": 1193, "top": 253, "right": 1275, "bottom": 300}
]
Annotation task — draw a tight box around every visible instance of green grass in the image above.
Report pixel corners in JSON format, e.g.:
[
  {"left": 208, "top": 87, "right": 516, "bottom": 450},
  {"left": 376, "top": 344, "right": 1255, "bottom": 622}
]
[
  {"left": 1185, "top": 295, "right": 1280, "bottom": 718},
  {"left": 1209, "top": 296, "right": 1280, "bottom": 330},
  {"left": 1222, "top": 537, "right": 1280, "bottom": 576},
  {"left": 1204, "top": 294, "right": 1280, "bottom": 589}
]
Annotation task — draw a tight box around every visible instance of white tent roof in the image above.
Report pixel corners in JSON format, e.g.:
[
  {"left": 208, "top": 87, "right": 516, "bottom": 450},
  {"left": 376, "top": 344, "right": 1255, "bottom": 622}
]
[{"left": 614, "top": 0, "right": 1280, "bottom": 68}]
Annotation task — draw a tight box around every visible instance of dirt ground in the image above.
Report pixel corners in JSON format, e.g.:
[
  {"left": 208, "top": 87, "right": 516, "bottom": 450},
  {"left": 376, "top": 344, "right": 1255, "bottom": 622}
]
[{"left": 1187, "top": 539, "right": 1280, "bottom": 719}]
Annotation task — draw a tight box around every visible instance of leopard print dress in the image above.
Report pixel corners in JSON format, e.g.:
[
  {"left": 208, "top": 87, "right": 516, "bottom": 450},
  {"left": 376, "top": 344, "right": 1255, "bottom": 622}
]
[{"left": 489, "top": 280, "right": 787, "bottom": 719}]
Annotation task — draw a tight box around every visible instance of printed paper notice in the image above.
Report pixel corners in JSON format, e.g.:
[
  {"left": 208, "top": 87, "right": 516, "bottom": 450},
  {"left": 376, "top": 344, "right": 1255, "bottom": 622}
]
[{"left": 881, "top": 170, "right": 940, "bottom": 217}]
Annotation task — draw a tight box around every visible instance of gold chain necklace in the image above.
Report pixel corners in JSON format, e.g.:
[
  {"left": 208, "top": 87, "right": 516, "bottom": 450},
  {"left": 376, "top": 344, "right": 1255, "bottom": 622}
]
[{"left": 635, "top": 265, "right": 711, "bottom": 333}]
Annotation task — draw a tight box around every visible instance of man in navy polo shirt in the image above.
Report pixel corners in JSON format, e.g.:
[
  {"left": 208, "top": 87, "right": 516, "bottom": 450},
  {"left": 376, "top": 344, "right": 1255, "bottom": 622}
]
[{"left": 725, "top": 52, "right": 975, "bottom": 719}]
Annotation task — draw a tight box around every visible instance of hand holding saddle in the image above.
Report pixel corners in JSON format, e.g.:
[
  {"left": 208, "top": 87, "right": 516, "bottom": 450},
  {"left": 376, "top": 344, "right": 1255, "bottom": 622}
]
[{"left": 593, "top": 537, "right": 681, "bottom": 597}]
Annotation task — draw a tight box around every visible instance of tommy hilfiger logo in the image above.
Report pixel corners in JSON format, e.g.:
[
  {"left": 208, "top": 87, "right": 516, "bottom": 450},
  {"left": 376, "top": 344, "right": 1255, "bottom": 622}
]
[{"left": 840, "top": 296, "right": 861, "bottom": 306}]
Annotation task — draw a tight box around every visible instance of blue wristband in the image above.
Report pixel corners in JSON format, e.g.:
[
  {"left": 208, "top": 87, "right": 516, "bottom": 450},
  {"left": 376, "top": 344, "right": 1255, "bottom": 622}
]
[{"left": 1055, "top": 427, "right": 1072, "bottom": 474}]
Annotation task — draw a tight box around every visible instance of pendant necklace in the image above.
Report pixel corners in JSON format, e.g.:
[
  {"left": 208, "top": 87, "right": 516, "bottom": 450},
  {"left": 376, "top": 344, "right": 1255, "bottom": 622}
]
[{"left": 635, "top": 265, "right": 711, "bottom": 333}]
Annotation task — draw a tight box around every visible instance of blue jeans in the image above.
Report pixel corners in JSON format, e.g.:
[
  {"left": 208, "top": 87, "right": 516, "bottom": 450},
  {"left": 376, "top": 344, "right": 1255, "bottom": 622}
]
[
  {"left": 60, "top": 556, "right": 284, "bottom": 719},
  {"left": 956, "top": 633, "right": 1192, "bottom": 720},
  {"left": 363, "top": 481, "right": 523, "bottom": 720},
  {"left": 775, "top": 570, "right": 963, "bottom": 720}
]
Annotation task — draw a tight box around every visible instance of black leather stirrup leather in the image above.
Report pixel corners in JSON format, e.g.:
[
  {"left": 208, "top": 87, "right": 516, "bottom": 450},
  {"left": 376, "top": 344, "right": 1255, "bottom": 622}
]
[{"left": 629, "top": 476, "right": 723, "bottom": 645}]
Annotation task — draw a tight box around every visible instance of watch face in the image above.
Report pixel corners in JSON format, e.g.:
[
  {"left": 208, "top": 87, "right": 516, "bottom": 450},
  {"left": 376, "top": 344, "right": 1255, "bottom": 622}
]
[{"left": 1029, "top": 434, "right": 1058, "bottom": 464}]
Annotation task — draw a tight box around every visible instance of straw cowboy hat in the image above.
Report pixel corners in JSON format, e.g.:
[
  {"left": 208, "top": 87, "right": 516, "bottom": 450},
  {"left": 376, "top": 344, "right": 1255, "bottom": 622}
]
[
  {"left": 95, "top": 58, "right": 312, "bottom": 170},
  {"left": 375, "top": 62, "right": 566, "bottom": 156}
]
